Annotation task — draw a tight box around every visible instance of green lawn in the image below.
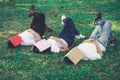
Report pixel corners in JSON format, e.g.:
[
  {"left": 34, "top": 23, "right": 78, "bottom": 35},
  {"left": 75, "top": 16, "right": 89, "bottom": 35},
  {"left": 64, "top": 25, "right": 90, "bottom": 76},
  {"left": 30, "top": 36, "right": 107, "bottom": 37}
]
[{"left": 0, "top": 0, "right": 120, "bottom": 80}]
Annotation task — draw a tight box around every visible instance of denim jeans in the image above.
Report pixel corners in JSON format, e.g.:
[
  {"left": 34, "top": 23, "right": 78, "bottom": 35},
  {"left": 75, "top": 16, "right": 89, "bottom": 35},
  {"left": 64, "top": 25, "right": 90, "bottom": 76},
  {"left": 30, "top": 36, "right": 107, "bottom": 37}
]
[
  {"left": 90, "top": 21, "right": 112, "bottom": 48},
  {"left": 58, "top": 18, "right": 80, "bottom": 47}
]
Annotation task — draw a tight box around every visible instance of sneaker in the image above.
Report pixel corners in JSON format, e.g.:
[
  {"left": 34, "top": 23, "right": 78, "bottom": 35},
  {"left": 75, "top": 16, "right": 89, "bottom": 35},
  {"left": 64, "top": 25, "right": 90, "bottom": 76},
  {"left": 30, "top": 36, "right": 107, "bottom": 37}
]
[
  {"left": 61, "top": 15, "right": 66, "bottom": 25},
  {"left": 75, "top": 34, "right": 85, "bottom": 39},
  {"left": 45, "top": 26, "right": 53, "bottom": 32},
  {"left": 110, "top": 38, "right": 116, "bottom": 47}
]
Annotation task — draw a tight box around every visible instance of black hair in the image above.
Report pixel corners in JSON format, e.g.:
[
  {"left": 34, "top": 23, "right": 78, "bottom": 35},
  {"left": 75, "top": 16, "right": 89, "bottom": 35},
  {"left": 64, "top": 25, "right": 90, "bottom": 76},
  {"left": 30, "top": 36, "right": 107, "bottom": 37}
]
[
  {"left": 32, "top": 45, "right": 51, "bottom": 53},
  {"left": 7, "top": 40, "right": 20, "bottom": 48}
]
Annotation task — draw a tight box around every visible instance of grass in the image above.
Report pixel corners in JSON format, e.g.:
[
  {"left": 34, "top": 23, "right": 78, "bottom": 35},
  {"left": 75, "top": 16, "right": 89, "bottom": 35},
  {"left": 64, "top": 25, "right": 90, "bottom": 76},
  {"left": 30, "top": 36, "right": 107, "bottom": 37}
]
[{"left": 0, "top": 0, "right": 120, "bottom": 80}]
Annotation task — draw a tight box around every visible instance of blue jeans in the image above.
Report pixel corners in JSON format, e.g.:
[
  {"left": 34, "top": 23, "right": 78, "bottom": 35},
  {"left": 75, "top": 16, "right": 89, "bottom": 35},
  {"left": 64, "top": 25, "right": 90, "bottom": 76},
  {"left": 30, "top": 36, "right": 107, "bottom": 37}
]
[
  {"left": 90, "top": 21, "right": 112, "bottom": 47},
  {"left": 59, "top": 18, "right": 79, "bottom": 47}
]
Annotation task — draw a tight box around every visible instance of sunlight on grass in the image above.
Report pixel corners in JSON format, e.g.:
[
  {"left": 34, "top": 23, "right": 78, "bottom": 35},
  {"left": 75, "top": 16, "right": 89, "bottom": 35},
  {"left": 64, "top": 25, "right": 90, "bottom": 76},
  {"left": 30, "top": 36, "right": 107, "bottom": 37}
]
[
  {"left": 0, "top": 0, "right": 9, "bottom": 2},
  {"left": 16, "top": 3, "right": 32, "bottom": 6},
  {"left": 0, "top": 30, "right": 18, "bottom": 37},
  {"left": 8, "top": 30, "right": 18, "bottom": 34},
  {"left": 111, "top": 20, "right": 120, "bottom": 30}
]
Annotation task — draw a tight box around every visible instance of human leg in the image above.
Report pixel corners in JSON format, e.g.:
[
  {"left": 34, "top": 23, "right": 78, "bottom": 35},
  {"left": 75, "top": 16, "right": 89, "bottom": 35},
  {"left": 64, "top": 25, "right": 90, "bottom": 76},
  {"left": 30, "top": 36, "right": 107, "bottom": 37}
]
[
  {"left": 59, "top": 18, "right": 79, "bottom": 46},
  {"left": 97, "top": 21, "right": 112, "bottom": 47},
  {"left": 30, "top": 12, "right": 46, "bottom": 37},
  {"left": 61, "top": 15, "right": 85, "bottom": 39},
  {"left": 29, "top": 5, "right": 53, "bottom": 35}
]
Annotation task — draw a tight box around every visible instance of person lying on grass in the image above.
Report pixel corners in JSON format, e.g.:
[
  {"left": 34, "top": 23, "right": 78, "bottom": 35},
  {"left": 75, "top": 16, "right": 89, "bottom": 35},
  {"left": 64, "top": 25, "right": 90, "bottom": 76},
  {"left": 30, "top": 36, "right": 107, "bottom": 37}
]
[
  {"left": 7, "top": 5, "right": 53, "bottom": 48},
  {"left": 93, "top": 12, "right": 116, "bottom": 47},
  {"left": 31, "top": 15, "right": 85, "bottom": 53},
  {"left": 64, "top": 12, "right": 116, "bottom": 63}
]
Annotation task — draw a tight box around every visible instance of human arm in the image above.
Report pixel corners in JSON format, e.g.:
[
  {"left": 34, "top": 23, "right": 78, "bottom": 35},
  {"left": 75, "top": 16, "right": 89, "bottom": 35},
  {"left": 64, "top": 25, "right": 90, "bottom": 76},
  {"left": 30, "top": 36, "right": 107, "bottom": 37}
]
[{"left": 49, "top": 36, "right": 69, "bottom": 52}]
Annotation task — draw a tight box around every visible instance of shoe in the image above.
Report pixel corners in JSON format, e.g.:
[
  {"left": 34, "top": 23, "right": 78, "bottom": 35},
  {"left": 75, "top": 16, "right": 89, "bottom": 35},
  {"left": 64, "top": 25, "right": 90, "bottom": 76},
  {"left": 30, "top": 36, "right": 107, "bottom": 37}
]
[
  {"left": 61, "top": 15, "right": 66, "bottom": 25},
  {"left": 110, "top": 38, "right": 116, "bottom": 47},
  {"left": 75, "top": 34, "right": 85, "bottom": 39},
  {"left": 28, "top": 5, "right": 35, "bottom": 17},
  {"left": 45, "top": 26, "right": 53, "bottom": 32}
]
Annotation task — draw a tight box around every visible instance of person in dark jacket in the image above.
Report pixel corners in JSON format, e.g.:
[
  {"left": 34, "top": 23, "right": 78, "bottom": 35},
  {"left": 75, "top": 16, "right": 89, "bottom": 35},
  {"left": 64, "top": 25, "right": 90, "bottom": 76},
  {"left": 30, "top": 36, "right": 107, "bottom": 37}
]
[{"left": 7, "top": 5, "right": 53, "bottom": 48}]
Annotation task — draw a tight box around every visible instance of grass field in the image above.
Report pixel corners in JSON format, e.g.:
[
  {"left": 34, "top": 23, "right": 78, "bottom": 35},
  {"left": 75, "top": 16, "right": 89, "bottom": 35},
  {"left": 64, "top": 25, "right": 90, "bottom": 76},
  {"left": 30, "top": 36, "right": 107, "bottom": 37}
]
[{"left": 0, "top": 0, "right": 120, "bottom": 80}]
